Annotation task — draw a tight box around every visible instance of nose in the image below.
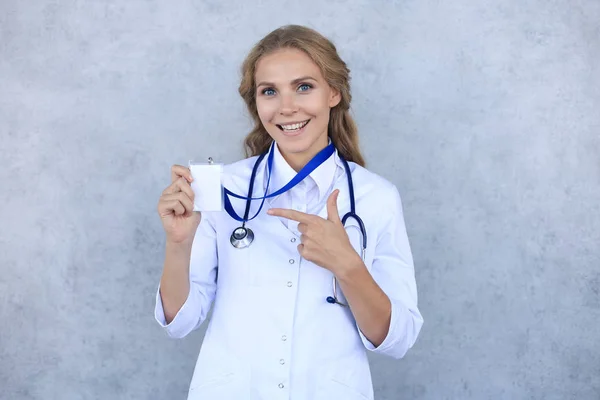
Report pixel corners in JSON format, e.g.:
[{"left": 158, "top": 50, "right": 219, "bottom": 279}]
[{"left": 279, "top": 92, "right": 298, "bottom": 116}]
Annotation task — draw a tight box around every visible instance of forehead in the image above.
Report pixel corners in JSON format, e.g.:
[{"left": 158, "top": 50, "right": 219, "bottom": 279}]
[{"left": 255, "top": 48, "right": 324, "bottom": 83}]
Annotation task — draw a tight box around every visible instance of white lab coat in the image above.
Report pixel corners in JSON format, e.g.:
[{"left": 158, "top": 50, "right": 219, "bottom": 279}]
[{"left": 155, "top": 145, "right": 423, "bottom": 400}]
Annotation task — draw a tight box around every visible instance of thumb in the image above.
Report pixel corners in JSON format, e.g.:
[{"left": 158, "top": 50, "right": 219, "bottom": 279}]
[{"left": 327, "top": 189, "right": 341, "bottom": 223}]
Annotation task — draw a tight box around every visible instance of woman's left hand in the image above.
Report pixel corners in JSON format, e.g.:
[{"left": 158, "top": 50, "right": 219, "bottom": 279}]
[{"left": 267, "top": 190, "right": 361, "bottom": 274}]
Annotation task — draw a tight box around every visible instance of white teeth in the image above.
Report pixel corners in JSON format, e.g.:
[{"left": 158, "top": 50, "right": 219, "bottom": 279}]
[{"left": 280, "top": 120, "right": 309, "bottom": 131}]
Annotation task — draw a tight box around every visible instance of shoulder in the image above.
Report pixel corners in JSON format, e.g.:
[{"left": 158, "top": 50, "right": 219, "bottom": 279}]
[{"left": 349, "top": 163, "right": 403, "bottom": 209}]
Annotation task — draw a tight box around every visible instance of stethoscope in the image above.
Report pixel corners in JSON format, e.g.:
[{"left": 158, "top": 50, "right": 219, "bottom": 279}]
[{"left": 223, "top": 141, "right": 367, "bottom": 306}]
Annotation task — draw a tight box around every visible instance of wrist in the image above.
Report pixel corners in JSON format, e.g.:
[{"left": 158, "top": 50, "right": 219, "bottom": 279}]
[
  {"left": 166, "top": 239, "right": 193, "bottom": 254},
  {"left": 334, "top": 253, "right": 365, "bottom": 282}
]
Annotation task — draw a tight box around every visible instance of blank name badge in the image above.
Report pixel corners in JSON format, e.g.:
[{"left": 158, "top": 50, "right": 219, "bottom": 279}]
[{"left": 188, "top": 158, "right": 224, "bottom": 212}]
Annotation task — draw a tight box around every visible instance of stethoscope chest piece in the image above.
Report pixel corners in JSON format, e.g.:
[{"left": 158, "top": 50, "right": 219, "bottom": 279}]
[{"left": 230, "top": 226, "right": 254, "bottom": 249}]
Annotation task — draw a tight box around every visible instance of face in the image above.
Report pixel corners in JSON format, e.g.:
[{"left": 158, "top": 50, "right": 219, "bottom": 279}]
[{"left": 254, "top": 48, "right": 341, "bottom": 169}]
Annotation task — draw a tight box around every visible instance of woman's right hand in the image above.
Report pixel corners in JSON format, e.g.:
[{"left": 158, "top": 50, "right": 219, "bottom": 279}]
[{"left": 157, "top": 165, "right": 202, "bottom": 244}]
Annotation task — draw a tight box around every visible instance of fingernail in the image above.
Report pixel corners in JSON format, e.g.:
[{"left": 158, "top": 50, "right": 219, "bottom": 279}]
[{"left": 267, "top": 209, "right": 273, "bottom": 215}]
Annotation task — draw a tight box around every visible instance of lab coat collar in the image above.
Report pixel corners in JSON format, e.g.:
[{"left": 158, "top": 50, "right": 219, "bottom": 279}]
[{"left": 268, "top": 139, "right": 341, "bottom": 203}]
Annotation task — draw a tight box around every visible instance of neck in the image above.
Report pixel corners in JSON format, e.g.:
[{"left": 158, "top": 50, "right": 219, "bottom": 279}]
[
  {"left": 284, "top": 152, "right": 316, "bottom": 173},
  {"left": 280, "top": 136, "right": 329, "bottom": 172}
]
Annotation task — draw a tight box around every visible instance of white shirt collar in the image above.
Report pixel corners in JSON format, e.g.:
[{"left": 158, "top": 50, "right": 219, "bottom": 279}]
[{"left": 268, "top": 139, "right": 340, "bottom": 203}]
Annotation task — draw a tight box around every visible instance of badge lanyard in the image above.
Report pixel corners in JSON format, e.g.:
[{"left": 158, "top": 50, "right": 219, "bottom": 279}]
[{"left": 224, "top": 142, "right": 335, "bottom": 248}]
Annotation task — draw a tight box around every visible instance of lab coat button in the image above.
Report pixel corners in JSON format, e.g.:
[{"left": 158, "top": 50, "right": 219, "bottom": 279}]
[
  {"left": 281, "top": 335, "right": 287, "bottom": 341},
  {"left": 287, "top": 281, "right": 292, "bottom": 287},
  {"left": 280, "top": 359, "right": 285, "bottom": 365},
  {"left": 278, "top": 383, "right": 284, "bottom": 389},
  {"left": 290, "top": 238, "right": 296, "bottom": 243},
  {"left": 289, "top": 259, "right": 295, "bottom": 264}
]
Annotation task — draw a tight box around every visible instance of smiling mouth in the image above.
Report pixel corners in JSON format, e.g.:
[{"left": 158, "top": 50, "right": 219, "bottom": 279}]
[{"left": 276, "top": 119, "right": 311, "bottom": 132}]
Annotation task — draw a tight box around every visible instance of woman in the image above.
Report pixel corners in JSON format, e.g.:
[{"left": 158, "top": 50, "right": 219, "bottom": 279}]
[{"left": 155, "top": 24, "right": 423, "bottom": 400}]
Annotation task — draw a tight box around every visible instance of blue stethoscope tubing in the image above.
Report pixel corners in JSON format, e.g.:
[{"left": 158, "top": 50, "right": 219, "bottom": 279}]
[{"left": 225, "top": 141, "right": 367, "bottom": 306}]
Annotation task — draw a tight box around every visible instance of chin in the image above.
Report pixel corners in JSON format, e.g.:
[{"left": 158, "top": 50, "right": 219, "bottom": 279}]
[
  {"left": 275, "top": 127, "right": 327, "bottom": 149},
  {"left": 275, "top": 138, "right": 310, "bottom": 155}
]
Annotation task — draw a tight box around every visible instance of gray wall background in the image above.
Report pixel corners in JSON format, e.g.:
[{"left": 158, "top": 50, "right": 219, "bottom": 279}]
[{"left": 1, "top": 0, "right": 599, "bottom": 399}]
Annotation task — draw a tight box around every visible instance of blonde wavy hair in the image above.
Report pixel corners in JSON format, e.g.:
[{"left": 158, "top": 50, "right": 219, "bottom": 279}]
[{"left": 238, "top": 25, "right": 366, "bottom": 167}]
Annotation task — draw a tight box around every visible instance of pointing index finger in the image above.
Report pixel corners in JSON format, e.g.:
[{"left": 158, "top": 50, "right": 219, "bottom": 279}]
[{"left": 267, "top": 208, "right": 315, "bottom": 223}]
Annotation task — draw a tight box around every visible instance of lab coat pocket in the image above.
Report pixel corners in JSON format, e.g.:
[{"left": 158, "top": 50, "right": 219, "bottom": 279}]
[
  {"left": 316, "top": 375, "right": 372, "bottom": 400},
  {"left": 188, "top": 343, "right": 250, "bottom": 399},
  {"left": 188, "top": 364, "right": 249, "bottom": 400},
  {"left": 316, "top": 350, "right": 373, "bottom": 400},
  {"left": 328, "top": 379, "right": 372, "bottom": 400}
]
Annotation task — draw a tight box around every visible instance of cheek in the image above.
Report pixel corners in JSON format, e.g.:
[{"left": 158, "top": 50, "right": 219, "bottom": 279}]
[
  {"left": 256, "top": 99, "right": 278, "bottom": 123},
  {"left": 302, "top": 93, "right": 331, "bottom": 117}
]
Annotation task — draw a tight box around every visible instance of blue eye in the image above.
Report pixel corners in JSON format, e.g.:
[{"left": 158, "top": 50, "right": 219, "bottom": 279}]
[
  {"left": 262, "top": 88, "right": 276, "bottom": 96},
  {"left": 298, "top": 83, "right": 312, "bottom": 92}
]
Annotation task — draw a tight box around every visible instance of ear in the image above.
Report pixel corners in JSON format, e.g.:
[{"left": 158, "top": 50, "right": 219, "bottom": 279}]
[{"left": 329, "top": 87, "right": 342, "bottom": 108}]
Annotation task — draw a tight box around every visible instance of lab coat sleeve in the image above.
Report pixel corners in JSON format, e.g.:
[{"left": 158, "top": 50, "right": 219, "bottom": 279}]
[
  {"left": 357, "top": 184, "right": 424, "bottom": 359},
  {"left": 154, "top": 212, "right": 218, "bottom": 339}
]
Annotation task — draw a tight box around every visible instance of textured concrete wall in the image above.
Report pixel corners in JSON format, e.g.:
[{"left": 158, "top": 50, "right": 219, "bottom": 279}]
[{"left": 1, "top": 1, "right": 599, "bottom": 399}]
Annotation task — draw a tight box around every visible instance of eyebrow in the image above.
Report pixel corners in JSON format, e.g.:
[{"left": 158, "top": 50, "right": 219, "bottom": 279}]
[{"left": 256, "top": 76, "right": 317, "bottom": 88}]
